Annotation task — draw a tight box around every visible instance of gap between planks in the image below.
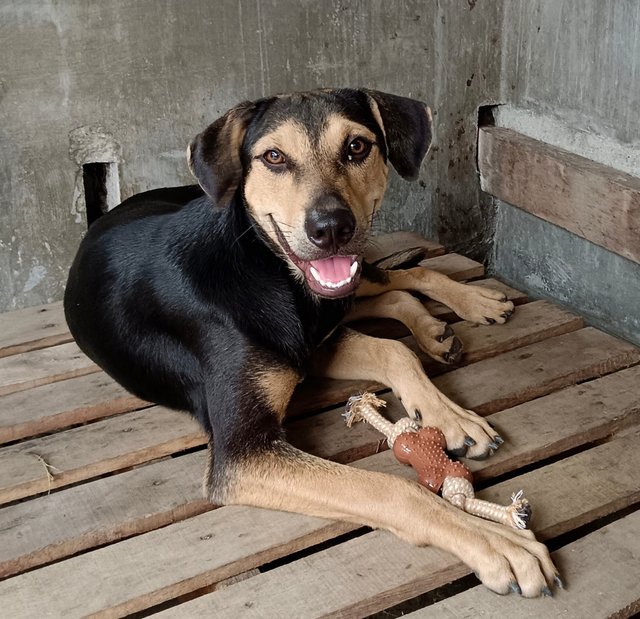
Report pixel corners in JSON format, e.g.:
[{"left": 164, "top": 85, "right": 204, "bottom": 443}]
[
  {"left": 3, "top": 426, "right": 638, "bottom": 619},
  {"left": 1, "top": 358, "right": 639, "bottom": 581}
]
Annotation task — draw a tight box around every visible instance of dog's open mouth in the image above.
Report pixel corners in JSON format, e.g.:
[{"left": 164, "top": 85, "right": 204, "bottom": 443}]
[{"left": 269, "top": 217, "right": 361, "bottom": 298}]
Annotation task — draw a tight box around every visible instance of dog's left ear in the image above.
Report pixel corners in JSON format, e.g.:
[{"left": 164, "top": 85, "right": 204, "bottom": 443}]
[
  {"left": 364, "top": 90, "right": 433, "bottom": 181},
  {"left": 187, "top": 101, "right": 258, "bottom": 206}
]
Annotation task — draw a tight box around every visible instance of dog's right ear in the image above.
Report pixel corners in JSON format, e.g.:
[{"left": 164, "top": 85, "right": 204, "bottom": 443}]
[{"left": 187, "top": 101, "right": 257, "bottom": 206}]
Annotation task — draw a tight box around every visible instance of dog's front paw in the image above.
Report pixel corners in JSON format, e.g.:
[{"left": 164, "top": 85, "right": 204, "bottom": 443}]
[
  {"left": 449, "top": 284, "right": 515, "bottom": 326},
  {"left": 448, "top": 513, "right": 561, "bottom": 598},
  {"left": 413, "top": 317, "right": 463, "bottom": 365},
  {"left": 400, "top": 388, "right": 502, "bottom": 460}
]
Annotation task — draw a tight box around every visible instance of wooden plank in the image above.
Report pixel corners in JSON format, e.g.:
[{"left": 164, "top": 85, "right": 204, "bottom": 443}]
[
  {"left": 479, "top": 126, "right": 640, "bottom": 264},
  {"left": 0, "top": 373, "right": 149, "bottom": 445},
  {"left": 10, "top": 429, "right": 629, "bottom": 619},
  {"left": 408, "top": 510, "right": 640, "bottom": 619},
  {"left": 364, "top": 231, "right": 444, "bottom": 264},
  {"left": 0, "top": 406, "right": 204, "bottom": 505},
  {"left": 4, "top": 360, "right": 639, "bottom": 579},
  {"left": 352, "top": 277, "right": 528, "bottom": 339},
  {"left": 0, "top": 342, "right": 99, "bottom": 397},
  {"left": 433, "top": 327, "right": 640, "bottom": 416},
  {"left": 0, "top": 452, "right": 210, "bottom": 579},
  {"left": 0, "top": 301, "right": 71, "bottom": 358},
  {"left": 293, "top": 321, "right": 637, "bottom": 420},
  {"left": 419, "top": 253, "right": 484, "bottom": 280}
]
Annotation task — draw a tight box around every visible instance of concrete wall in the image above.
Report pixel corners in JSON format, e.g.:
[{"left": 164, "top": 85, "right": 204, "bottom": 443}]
[
  {"left": 2, "top": 0, "right": 638, "bottom": 347},
  {"left": 0, "top": 0, "right": 503, "bottom": 311},
  {"left": 492, "top": 0, "right": 640, "bottom": 345}
]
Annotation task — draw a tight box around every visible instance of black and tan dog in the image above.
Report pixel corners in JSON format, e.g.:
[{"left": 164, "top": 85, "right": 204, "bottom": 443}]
[{"left": 64, "top": 88, "right": 559, "bottom": 597}]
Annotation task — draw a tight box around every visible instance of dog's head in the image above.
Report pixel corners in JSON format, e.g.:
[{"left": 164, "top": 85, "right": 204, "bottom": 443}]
[{"left": 188, "top": 89, "right": 432, "bottom": 298}]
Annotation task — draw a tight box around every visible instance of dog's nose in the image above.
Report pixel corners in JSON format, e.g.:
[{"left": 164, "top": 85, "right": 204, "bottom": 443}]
[{"left": 305, "top": 206, "right": 356, "bottom": 252}]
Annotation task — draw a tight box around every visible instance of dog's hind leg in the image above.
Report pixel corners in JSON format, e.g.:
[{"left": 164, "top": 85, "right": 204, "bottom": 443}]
[
  {"left": 345, "top": 290, "right": 463, "bottom": 364},
  {"left": 358, "top": 266, "right": 514, "bottom": 326},
  {"left": 310, "top": 327, "right": 499, "bottom": 460}
]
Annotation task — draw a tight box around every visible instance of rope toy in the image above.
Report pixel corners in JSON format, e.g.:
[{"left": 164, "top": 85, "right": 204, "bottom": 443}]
[{"left": 344, "top": 393, "right": 531, "bottom": 530}]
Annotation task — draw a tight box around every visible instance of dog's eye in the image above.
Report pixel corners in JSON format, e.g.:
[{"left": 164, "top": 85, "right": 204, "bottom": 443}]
[
  {"left": 262, "top": 149, "right": 286, "bottom": 166},
  {"left": 346, "top": 138, "right": 372, "bottom": 162}
]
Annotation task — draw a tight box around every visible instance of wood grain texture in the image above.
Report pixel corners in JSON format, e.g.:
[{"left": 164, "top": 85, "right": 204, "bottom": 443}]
[
  {"left": 418, "top": 253, "right": 485, "bottom": 280},
  {"left": 0, "top": 301, "right": 71, "bottom": 358},
  {"left": 4, "top": 349, "right": 638, "bottom": 579},
  {"left": 433, "top": 327, "right": 640, "bottom": 416},
  {"left": 0, "top": 373, "right": 149, "bottom": 445},
  {"left": 146, "top": 431, "right": 640, "bottom": 618},
  {"left": 407, "top": 510, "right": 640, "bottom": 618},
  {"left": 0, "top": 342, "right": 99, "bottom": 397},
  {"left": 479, "top": 126, "right": 640, "bottom": 264},
  {"left": 0, "top": 406, "right": 204, "bottom": 505},
  {"left": 0, "top": 452, "right": 210, "bottom": 579}
]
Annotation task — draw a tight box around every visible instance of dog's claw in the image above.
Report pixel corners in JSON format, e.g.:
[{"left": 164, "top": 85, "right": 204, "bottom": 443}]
[
  {"left": 509, "top": 582, "right": 522, "bottom": 595},
  {"left": 493, "top": 435, "right": 504, "bottom": 445},
  {"left": 464, "top": 436, "right": 476, "bottom": 447},
  {"left": 485, "top": 317, "right": 496, "bottom": 325},
  {"left": 542, "top": 586, "right": 553, "bottom": 597},
  {"left": 554, "top": 575, "right": 564, "bottom": 590},
  {"left": 436, "top": 325, "right": 454, "bottom": 343}
]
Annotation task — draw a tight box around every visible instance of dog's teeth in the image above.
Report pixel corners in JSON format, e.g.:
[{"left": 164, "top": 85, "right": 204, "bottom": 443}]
[
  {"left": 310, "top": 266, "right": 321, "bottom": 282},
  {"left": 350, "top": 261, "right": 358, "bottom": 277}
]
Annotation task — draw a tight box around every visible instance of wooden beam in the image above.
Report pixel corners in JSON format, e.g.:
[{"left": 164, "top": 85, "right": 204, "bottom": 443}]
[{"left": 478, "top": 126, "right": 640, "bottom": 264}]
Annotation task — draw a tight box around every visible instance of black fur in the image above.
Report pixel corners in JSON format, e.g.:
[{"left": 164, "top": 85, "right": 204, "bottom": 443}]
[{"left": 64, "top": 88, "right": 431, "bottom": 489}]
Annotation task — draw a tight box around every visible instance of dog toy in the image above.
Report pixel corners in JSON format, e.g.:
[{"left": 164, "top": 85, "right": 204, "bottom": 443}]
[{"left": 344, "top": 393, "right": 531, "bottom": 529}]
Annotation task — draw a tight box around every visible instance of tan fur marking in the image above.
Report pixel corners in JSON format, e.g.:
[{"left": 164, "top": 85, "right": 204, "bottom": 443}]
[
  {"left": 222, "top": 443, "right": 556, "bottom": 596},
  {"left": 255, "top": 366, "right": 300, "bottom": 421},
  {"left": 243, "top": 114, "right": 389, "bottom": 268},
  {"left": 346, "top": 290, "right": 458, "bottom": 363},
  {"left": 310, "top": 328, "right": 496, "bottom": 458},
  {"left": 357, "top": 266, "right": 514, "bottom": 325}
]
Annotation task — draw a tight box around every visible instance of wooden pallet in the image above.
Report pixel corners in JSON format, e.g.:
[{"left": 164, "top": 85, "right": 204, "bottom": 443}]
[{"left": 0, "top": 233, "right": 638, "bottom": 619}]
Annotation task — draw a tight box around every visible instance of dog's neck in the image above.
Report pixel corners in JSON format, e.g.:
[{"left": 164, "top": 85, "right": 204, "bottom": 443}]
[{"left": 205, "top": 194, "right": 353, "bottom": 370}]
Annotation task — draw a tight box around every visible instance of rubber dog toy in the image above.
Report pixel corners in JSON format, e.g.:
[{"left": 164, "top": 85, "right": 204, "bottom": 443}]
[{"left": 344, "top": 393, "right": 531, "bottom": 530}]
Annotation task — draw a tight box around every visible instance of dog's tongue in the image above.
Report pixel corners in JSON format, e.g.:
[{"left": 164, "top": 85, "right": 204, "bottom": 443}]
[{"left": 310, "top": 256, "right": 353, "bottom": 284}]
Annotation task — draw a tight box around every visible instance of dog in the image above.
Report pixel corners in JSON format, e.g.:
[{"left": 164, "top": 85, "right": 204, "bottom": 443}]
[{"left": 64, "top": 88, "right": 558, "bottom": 597}]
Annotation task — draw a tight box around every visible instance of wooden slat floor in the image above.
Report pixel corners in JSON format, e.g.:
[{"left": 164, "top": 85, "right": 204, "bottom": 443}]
[{"left": 0, "top": 233, "right": 638, "bottom": 619}]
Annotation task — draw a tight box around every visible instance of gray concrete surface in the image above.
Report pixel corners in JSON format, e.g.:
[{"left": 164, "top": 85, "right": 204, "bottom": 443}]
[{"left": 491, "top": 0, "right": 640, "bottom": 345}]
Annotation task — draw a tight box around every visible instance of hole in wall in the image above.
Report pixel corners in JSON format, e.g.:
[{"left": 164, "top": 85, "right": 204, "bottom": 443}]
[
  {"left": 82, "top": 161, "right": 120, "bottom": 227},
  {"left": 477, "top": 104, "right": 498, "bottom": 127}
]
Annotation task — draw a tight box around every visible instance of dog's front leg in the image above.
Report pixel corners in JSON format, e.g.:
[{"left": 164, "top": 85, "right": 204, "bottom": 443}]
[
  {"left": 208, "top": 350, "right": 557, "bottom": 598},
  {"left": 358, "top": 266, "right": 514, "bottom": 326},
  {"left": 223, "top": 440, "right": 558, "bottom": 597},
  {"left": 346, "top": 290, "right": 463, "bottom": 364},
  {"left": 310, "top": 327, "right": 499, "bottom": 459}
]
